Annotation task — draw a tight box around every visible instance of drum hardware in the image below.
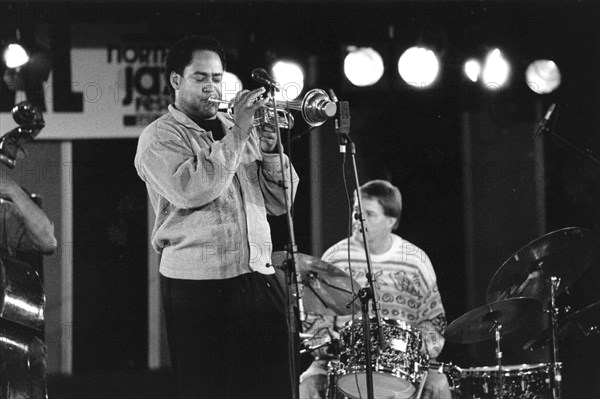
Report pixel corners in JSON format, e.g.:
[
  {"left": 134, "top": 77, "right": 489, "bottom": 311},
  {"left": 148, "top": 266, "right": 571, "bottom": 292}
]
[
  {"left": 427, "top": 361, "right": 463, "bottom": 394},
  {"left": 446, "top": 298, "right": 545, "bottom": 398},
  {"left": 524, "top": 300, "right": 600, "bottom": 350},
  {"left": 548, "top": 276, "right": 561, "bottom": 399},
  {"left": 485, "top": 227, "right": 598, "bottom": 399},
  {"left": 299, "top": 336, "right": 340, "bottom": 356},
  {"left": 493, "top": 322, "right": 504, "bottom": 399}
]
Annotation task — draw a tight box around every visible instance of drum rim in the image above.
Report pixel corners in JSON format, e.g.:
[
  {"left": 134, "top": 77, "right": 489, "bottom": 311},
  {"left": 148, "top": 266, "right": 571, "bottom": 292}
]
[
  {"left": 336, "top": 370, "right": 417, "bottom": 397},
  {"left": 344, "top": 316, "right": 417, "bottom": 332},
  {"left": 336, "top": 365, "right": 415, "bottom": 379},
  {"left": 461, "top": 362, "right": 561, "bottom": 373}
]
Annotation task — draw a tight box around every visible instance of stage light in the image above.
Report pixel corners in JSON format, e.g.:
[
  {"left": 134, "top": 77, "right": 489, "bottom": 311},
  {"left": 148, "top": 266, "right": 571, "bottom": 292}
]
[
  {"left": 3, "top": 43, "right": 29, "bottom": 69},
  {"left": 397, "top": 46, "right": 439, "bottom": 88},
  {"left": 343, "top": 46, "right": 385, "bottom": 87},
  {"left": 271, "top": 60, "right": 304, "bottom": 101},
  {"left": 464, "top": 59, "right": 481, "bottom": 83},
  {"left": 220, "top": 71, "right": 243, "bottom": 107},
  {"left": 2, "top": 46, "right": 52, "bottom": 111},
  {"left": 525, "top": 59, "right": 561, "bottom": 94},
  {"left": 482, "top": 49, "right": 510, "bottom": 89}
]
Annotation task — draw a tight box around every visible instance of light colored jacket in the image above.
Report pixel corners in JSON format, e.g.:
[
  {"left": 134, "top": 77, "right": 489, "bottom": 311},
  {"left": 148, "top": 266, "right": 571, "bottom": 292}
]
[{"left": 135, "top": 105, "right": 298, "bottom": 280}]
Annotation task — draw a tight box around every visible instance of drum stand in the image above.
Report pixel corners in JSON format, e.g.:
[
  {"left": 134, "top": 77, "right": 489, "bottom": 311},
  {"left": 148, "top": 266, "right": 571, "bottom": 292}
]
[
  {"left": 492, "top": 322, "right": 504, "bottom": 399},
  {"left": 549, "top": 276, "right": 562, "bottom": 399},
  {"left": 540, "top": 113, "right": 599, "bottom": 398}
]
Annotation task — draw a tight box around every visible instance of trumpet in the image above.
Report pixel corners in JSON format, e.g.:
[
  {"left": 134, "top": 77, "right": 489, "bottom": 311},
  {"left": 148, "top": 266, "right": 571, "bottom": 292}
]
[{"left": 207, "top": 89, "right": 337, "bottom": 130}]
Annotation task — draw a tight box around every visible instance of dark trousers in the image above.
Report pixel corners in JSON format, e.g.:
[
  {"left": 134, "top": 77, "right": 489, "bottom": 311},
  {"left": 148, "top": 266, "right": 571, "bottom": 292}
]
[{"left": 161, "top": 272, "right": 294, "bottom": 399}]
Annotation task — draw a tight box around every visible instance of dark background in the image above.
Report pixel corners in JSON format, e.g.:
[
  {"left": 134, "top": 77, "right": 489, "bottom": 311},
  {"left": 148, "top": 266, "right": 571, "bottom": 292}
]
[{"left": 1, "top": 1, "right": 599, "bottom": 398}]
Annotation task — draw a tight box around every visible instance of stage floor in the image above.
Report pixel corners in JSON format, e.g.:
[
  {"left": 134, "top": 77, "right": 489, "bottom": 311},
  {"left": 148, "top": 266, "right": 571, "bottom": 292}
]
[{"left": 47, "top": 369, "right": 175, "bottom": 399}]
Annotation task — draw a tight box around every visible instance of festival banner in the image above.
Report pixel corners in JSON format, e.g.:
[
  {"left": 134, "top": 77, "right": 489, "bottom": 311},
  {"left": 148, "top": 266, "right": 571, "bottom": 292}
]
[{"left": 1, "top": 42, "right": 171, "bottom": 140}]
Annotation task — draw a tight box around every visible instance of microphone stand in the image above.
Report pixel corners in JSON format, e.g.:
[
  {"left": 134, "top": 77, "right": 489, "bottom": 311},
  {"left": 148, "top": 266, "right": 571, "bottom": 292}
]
[
  {"left": 337, "top": 101, "right": 386, "bottom": 399},
  {"left": 540, "top": 120, "right": 600, "bottom": 170},
  {"left": 266, "top": 85, "right": 303, "bottom": 399}
]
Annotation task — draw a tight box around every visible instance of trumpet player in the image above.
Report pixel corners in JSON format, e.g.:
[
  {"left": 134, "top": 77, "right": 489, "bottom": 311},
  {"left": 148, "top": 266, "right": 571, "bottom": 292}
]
[{"left": 135, "top": 35, "right": 298, "bottom": 399}]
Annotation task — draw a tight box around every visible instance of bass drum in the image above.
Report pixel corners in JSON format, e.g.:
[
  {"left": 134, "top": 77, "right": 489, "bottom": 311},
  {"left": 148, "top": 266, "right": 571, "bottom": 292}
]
[
  {"left": 456, "top": 363, "right": 558, "bottom": 399},
  {"left": 335, "top": 318, "right": 427, "bottom": 399}
]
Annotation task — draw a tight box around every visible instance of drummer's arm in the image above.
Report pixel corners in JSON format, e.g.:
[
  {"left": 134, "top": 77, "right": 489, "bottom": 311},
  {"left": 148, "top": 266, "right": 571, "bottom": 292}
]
[
  {"left": 418, "top": 284, "right": 447, "bottom": 359},
  {"left": 419, "top": 312, "right": 453, "bottom": 399},
  {"left": 419, "top": 314, "right": 446, "bottom": 359}
]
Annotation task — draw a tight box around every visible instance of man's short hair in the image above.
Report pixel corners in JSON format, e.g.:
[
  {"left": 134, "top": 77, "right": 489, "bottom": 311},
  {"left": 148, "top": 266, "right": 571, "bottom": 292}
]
[
  {"left": 356, "top": 179, "right": 403, "bottom": 229},
  {"left": 164, "top": 35, "right": 226, "bottom": 97}
]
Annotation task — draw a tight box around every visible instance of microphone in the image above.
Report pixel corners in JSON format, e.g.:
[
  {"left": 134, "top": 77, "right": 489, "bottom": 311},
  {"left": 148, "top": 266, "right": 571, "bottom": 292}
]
[
  {"left": 328, "top": 89, "right": 350, "bottom": 156},
  {"left": 533, "top": 103, "right": 556, "bottom": 140},
  {"left": 251, "top": 68, "right": 281, "bottom": 89},
  {"left": 338, "top": 101, "right": 351, "bottom": 136}
]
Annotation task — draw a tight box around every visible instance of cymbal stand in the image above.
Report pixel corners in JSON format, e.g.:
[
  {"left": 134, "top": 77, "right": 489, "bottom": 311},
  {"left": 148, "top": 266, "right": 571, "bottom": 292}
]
[
  {"left": 549, "top": 276, "right": 562, "bottom": 399},
  {"left": 335, "top": 99, "right": 385, "bottom": 399},
  {"left": 492, "top": 322, "right": 504, "bottom": 399}
]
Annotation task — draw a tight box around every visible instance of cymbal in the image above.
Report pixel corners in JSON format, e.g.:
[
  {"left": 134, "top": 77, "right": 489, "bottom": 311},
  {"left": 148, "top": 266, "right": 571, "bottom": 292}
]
[
  {"left": 524, "top": 301, "right": 600, "bottom": 350},
  {"left": 445, "top": 297, "right": 543, "bottom": 344},
  {"left": 271, "top": 251, "right": 360, "bottom": 316},
  {"left": 486, "top": 227, "right": 598, "bottom": 304}
]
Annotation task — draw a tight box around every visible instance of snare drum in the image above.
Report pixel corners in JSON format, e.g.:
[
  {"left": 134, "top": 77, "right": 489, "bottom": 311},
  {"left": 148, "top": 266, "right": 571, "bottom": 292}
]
[
  {"left": 457, "top": 363, "right": 558, "bottom": 399},
  {"left": 335, "top": 318, "right": 427, "bottom": 399}
]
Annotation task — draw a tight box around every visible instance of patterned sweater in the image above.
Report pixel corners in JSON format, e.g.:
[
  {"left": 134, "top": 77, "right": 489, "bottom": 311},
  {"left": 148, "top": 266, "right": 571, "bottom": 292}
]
[{"left": 303, "top": 234, "right": 446, "bottom": 359}]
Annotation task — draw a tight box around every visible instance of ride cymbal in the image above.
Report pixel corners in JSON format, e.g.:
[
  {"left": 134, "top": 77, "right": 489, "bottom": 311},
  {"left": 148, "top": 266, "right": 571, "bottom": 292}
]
[{"left": 486, "top": 227, "right": 597, "bottom": 304}]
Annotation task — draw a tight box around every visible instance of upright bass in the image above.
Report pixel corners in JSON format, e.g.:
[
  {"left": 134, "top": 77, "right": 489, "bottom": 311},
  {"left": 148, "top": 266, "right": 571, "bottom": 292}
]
[{"left": 1, "top": 101, "right": 49, "bottom": 399}]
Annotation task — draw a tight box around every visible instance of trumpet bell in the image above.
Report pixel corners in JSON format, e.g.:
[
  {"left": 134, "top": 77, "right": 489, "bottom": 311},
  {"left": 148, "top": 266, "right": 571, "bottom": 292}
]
[
  {"left": 263, "top": 88, "right": 336, "bottom": 128},
  {"left": 297, "top": 89, "right": 337, "bottom": 127}
]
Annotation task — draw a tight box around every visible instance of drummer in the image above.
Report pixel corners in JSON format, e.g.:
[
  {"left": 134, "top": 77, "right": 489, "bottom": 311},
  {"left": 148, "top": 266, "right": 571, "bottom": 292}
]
[{"left": 300, "top": 180, "right": 451, "bottom": 399}]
